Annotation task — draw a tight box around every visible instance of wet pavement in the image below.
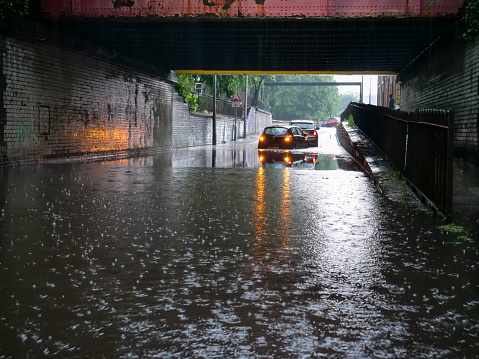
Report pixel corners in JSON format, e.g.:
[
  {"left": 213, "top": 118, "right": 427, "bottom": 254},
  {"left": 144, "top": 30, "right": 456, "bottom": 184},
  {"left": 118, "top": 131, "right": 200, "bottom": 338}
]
[
  {"left": 1, "top": 128, "right": 478, "bottom": 358},
  {"left": 453, "top": 157, "right": 479, "bottom": 235}
]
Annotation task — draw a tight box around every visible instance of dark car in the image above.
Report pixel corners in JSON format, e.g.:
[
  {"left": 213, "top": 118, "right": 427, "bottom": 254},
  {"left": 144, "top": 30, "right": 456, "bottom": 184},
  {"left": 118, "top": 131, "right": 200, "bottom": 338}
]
[
  {"left": 258, "top": 125, "right": 309, "bottom": 149},
  {"left": 258, "top": 150, "right": 305, "bottom": 168},
  {"left": 290, "top": 120, "right": 319, "bottom": 147}
]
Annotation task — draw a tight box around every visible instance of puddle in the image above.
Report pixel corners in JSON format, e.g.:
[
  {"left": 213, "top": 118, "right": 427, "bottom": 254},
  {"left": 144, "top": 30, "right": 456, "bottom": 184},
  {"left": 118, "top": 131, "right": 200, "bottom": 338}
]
[{"left": 258, "top": 150, "right": 361, "bottom": 171}]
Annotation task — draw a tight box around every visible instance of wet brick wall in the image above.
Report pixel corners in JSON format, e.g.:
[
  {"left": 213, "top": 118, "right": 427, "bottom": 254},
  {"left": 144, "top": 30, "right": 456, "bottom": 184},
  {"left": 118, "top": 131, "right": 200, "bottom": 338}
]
[
  {"left": 172, "top": 107, "right": 272, "bottom": 148},
  {"left": 0, "top": 32, "right": 176, "bottom": 166},
  {"left": 400, "top": 38, "right": 479, "bottom": 161}
]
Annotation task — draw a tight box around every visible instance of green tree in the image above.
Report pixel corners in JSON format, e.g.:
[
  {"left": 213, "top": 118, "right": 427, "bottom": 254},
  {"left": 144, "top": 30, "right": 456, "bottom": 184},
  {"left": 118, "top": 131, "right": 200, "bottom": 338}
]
[
  {"left": 338, "top": 92, "right": 359, "bottom": 113},
  {"left": 196, "top": 74, "right": 270, "bottom": 109},
  {"left": 463, "top": 0, "right": 479, "bottom": 42},
  {"left": 176, "top": 74, "right": 199, "bottom": 111},
  {"left": 266, "top": 75, "right": 340, "bottom": 122},
  {"left": 429, "top": 0, "right": 479, "bottom": 42},
  {"left": 249, "top": 75, "right": 268, "bottom": 108},
  {"left": 199, "top": 75, "right": 244, "bottom": 99},
  {"left": 0, "top": 0, "right": 33, "bottom": 20}
]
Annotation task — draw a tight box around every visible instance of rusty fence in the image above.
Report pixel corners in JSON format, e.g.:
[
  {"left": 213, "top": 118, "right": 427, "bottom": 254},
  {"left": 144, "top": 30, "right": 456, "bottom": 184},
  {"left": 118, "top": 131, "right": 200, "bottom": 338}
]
[{"left": 341, "top": 102, "right": 453, "bottom": 216}]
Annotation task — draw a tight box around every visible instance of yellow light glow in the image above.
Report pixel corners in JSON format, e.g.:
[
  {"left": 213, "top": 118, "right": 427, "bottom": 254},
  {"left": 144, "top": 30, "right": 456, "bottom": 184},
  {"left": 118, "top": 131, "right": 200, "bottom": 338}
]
[
  {"left": 175, "top": 70, "right": 398, "bottom": 75},
  {"left": 76, "top": 125, "right": 131, "bottom": 152},
  {"left": 284, "top": 136, "right": 292, "bottom": 142}
]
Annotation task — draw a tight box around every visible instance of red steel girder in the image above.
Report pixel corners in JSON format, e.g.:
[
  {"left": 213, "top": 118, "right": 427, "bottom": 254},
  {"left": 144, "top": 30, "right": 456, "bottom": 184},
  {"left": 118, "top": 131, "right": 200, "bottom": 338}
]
[{"left": 39, "top": 0, "right": 465, "bottom": 19}]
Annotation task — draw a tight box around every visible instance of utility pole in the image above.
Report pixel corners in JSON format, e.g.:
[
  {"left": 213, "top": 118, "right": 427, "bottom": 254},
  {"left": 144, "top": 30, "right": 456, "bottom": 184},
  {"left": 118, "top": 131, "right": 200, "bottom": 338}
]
[
  {"left": 369, "top": 76, "right": 372, "bottom": 104},
  {"left": 243, "top": 75, "right": 248, "bottom": 138},
  {"left": 213, "top": 75, "right": 217, "bottom": 145},
  {"left": 360, "top": 76, "right": 364, "bottom": 103}
]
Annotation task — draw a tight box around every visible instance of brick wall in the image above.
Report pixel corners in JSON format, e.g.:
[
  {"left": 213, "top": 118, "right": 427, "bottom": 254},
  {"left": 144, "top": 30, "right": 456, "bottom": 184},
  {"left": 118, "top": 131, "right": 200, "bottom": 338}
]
[
  {"left": 172, "top": 107, "right": 272, "bottom": 148},
  {"left": 1, "top": 30, "right": 272, "bottom": 166},
  {"left": 400, "top": 37, "right": 479, "bottom": 161},
  {"left": 0, "top": 31, "right": 177, "bottom": 166}
]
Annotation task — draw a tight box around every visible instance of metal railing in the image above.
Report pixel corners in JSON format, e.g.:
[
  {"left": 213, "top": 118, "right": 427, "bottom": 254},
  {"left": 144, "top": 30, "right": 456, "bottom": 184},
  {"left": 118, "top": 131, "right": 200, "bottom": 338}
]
[
  {"left": 341, "top": 102, "right": 453, "bottom": 216},
  {"left": 195, "top": 93, "right": 266, "bottom": 117}
]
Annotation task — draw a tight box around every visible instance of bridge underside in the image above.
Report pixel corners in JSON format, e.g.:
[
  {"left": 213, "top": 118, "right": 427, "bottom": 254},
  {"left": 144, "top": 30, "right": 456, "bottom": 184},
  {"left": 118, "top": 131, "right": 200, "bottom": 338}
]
[{"left": 43, "top": 17, "right": 461, "bottom": 74}]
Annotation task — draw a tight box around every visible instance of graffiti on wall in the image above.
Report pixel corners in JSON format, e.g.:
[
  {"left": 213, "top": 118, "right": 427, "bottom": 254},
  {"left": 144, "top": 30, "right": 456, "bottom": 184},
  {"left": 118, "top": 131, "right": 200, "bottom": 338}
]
[{"left": 14, "top": 117, "right": 34, "bottom": 146}]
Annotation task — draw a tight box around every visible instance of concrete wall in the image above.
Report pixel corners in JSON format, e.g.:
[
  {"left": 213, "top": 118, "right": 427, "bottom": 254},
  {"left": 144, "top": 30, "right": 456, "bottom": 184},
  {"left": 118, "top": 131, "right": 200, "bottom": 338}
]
[
  {"left": 0, "top": 31, "right": 177, "bottom": 166},
  {"left": 399, "top": 36, "right": 479, "bottom": 161}
]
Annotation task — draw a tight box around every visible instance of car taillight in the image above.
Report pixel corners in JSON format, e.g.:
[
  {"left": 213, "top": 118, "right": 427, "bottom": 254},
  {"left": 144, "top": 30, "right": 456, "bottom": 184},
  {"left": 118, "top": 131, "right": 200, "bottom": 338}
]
[
  {"left": 313, "top": 130, "right": 317, "bottom": 136},
  {"left": 259, "top": 135, "right": 265, "bottom": 142},
  {"left": 284, "top": 136, "right": 292, "bottom": 142}
]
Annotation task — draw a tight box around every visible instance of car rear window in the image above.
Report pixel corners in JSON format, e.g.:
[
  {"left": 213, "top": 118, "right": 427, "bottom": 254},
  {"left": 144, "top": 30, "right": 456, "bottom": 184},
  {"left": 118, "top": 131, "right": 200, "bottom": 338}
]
[
  {"left": 264, "top": 127, "right": 288, "bottom": 135},
  {"left": 291, "top": 122, "right": 314, "bottom": 130}
]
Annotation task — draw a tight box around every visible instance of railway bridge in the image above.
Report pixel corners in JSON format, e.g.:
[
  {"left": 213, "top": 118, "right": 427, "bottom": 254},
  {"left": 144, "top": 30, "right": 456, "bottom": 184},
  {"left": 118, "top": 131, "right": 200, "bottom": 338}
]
[
  {"left": 0, "top": 0, "right": 476, "bottom": 171},
  {"left": 38, "top": 0, "right": 465, "bottom": 74}
]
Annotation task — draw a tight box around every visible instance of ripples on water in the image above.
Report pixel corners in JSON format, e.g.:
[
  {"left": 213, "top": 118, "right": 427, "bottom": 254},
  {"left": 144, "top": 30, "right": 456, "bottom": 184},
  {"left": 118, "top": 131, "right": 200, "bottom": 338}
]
[{"left": 0, "top": 155, "right": 478, "bottom": 358}]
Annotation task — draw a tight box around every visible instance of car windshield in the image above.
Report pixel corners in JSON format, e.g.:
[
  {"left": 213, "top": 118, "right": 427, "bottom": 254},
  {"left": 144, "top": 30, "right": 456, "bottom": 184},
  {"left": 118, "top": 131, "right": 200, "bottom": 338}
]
[
  {"left": 264, "top": 127, "right": 289, "bottom": 135},
  {"left": 291, "top": 122, "right": 314, "bottom": 130}
]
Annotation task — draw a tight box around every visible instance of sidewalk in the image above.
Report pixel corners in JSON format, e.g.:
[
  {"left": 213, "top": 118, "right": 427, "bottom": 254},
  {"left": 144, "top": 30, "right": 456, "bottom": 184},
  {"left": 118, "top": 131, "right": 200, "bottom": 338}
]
[
  {"left": 453, "top": 158, "right": 479, "bottom": 236},
  {"left": 338, "top": 123, "right": 479, "bottom": 237}
]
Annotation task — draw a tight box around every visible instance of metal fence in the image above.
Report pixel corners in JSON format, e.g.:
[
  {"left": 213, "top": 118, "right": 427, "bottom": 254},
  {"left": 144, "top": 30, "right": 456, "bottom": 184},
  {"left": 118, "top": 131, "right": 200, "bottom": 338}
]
[
  {"left": 195, "top": 93, "right": 266, "bottom": 117},
  {"left": 341, "top": 102, "right": 453, "bottom": 216}
]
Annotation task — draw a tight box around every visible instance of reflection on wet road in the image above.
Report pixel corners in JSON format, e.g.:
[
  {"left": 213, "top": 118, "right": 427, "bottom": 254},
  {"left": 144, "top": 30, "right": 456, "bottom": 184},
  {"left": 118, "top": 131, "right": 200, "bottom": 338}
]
[
  {"left": 0, "top": 128, "right": 478, "bottom": 358},
  {"left": 174, "top": 127, "right": 357, "bottom": 170}
]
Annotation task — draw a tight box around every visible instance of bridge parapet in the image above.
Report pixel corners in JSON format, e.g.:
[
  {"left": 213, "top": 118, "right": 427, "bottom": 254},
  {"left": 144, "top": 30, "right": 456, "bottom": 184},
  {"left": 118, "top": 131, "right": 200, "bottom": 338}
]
[{"left": 40, "top": 0, "right": 464, "bottom": 19}]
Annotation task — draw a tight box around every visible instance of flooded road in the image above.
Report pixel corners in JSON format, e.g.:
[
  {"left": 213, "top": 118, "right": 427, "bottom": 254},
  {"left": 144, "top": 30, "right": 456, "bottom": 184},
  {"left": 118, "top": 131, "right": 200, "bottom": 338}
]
[{"left": 1, "top": 128, "right": 478, "bottom": 358}]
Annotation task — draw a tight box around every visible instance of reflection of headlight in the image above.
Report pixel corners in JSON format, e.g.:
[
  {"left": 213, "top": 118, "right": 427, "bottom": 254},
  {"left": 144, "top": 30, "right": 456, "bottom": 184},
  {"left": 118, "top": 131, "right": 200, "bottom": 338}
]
[
  {"left": 259, "top": 156, "right": 264, "bottom": 162},
  {"left": 284, "top": 156, "right": 290, "bottom": 162}
]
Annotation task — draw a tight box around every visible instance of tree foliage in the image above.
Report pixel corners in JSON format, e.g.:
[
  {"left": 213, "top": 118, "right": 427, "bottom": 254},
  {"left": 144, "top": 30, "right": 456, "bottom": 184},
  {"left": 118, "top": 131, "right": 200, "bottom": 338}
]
[
  {"left": 339, "top": 92, "right": 360, "bottom": 113},
  {"left": 463, "top": 0, "right": 479, "bottom": 42},
  {"left": 199, "top": 75, "right": 244, "bottom": 99},
  {"left": 266, "top": 75, "right": 340, "bottom": 122},
  {"left": 0, "top": 0, "right": 32, "bottom": 20},
  {"left": 176, "top": 74, "right": 199, "bottom": 112},
  {"left": 176, "top": 74, "right": 271, "bottom": 112},
  {"left": 429, "top": 0, "right": 479, "bottom": 42},
  {"left": 198, "top": 74, "right": 270, "bottom": 104}
]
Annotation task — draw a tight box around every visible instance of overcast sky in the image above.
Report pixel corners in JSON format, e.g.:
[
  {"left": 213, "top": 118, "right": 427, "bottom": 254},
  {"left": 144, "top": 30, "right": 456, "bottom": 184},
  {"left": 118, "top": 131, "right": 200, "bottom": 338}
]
[{"left": 333, "top": 75, "right": 378, "bottom": 104}]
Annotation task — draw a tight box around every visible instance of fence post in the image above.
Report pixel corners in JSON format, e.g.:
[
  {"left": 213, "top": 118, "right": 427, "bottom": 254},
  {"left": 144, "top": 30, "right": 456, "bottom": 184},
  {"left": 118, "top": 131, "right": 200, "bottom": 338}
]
[
  {"left": 213, "top": 75, "right": 217, "bottom": 145},
  {"left": 446, "top": 109, "right": 454, "bottom": 216}
]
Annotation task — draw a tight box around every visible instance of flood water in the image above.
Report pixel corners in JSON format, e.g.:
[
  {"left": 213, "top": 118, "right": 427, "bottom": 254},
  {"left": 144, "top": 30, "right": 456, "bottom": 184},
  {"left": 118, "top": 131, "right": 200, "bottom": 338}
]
[{"left": 1, "top": 128, "right": 478, "bottom": 358}]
